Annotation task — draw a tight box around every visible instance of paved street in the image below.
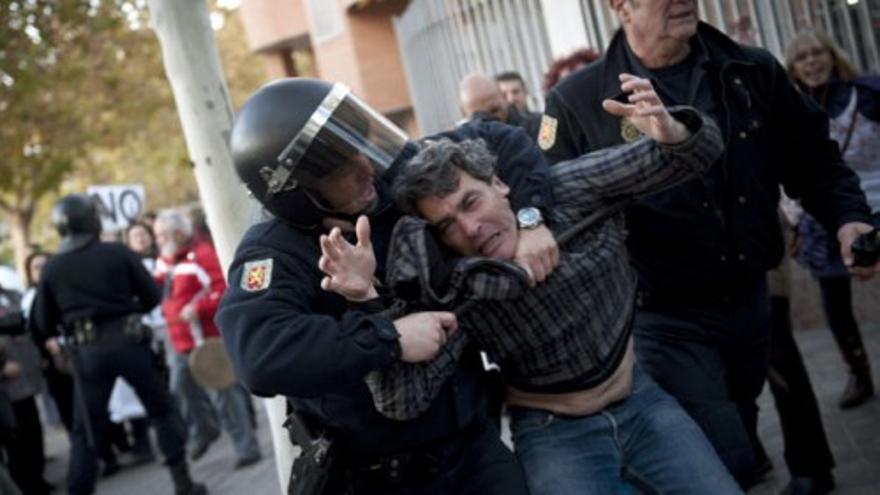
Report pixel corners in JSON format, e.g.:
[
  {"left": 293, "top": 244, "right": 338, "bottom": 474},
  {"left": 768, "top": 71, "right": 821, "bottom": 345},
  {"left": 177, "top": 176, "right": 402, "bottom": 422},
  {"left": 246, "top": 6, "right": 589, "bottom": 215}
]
[{"left": 42, "top": 324, "right": 880, "bottom": 494}]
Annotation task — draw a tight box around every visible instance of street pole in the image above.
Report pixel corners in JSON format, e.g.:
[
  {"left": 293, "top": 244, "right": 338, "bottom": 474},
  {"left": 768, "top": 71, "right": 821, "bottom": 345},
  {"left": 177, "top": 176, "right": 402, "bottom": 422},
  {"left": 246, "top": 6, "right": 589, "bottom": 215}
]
[{"left": 146, "top": 1, "right": 292, "bottom": 491}]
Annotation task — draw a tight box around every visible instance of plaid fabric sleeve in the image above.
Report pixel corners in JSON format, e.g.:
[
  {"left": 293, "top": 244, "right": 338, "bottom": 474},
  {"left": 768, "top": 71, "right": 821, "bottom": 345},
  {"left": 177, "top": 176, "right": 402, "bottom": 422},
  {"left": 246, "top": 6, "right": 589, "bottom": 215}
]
[
  {"left": 364, "top": 328, "right": 470, "bottom": 421},
  {"left": 551, "top": 107, "right": 723, "bottom": 214}
]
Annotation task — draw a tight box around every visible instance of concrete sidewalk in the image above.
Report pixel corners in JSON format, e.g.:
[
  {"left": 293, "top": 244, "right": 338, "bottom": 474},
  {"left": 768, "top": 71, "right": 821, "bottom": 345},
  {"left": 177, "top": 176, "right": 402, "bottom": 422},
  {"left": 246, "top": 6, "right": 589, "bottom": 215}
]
[{"left": 42, "top": 324, "right": 880, "bottom": 494}]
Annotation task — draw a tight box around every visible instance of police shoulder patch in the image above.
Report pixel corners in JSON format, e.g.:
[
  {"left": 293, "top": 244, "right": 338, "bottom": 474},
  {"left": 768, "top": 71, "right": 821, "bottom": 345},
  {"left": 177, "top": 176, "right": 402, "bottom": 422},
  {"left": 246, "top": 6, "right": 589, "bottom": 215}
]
[
  {"left": 241, "top": 258, "right": 273, "bottom": 292},
  {"left": 537, "top": 114, "right": 558, "bottom": 150}
]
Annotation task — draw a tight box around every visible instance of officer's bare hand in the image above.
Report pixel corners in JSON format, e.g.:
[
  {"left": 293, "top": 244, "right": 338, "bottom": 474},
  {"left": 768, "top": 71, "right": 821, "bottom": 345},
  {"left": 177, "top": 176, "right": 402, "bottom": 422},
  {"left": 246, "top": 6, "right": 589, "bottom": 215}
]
[
  {"left": 838, "top": 221, "right": 878, "bottom": 280},
  {"left": 602, "top": 73, "right": 690, "bottom": 144},
  {"left": 394, "top": 311, "right": 458, "bottom": 363},
  {"left": 319, "top": 216, "right": 379, "bottom": 302},
  {"left": 515, "top": 225, "right": 559, "bottom": 287},
  {"left": 2, "top": 360, "right": 21, "bottom": 379}
]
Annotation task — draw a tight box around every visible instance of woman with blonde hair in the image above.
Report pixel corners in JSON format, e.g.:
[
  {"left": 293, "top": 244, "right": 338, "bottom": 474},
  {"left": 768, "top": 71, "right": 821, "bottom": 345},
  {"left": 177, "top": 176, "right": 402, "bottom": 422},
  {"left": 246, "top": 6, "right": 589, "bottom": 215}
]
[{"left": 784, "top": 29, "right": 880, "bottom": 409}]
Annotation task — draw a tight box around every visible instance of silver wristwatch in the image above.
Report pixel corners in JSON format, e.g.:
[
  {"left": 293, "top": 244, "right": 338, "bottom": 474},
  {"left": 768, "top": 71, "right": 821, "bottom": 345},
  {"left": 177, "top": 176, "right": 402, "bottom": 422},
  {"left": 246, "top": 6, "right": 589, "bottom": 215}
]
[{"left": 516, "top": 207, "right": 544, "bottom": 230}]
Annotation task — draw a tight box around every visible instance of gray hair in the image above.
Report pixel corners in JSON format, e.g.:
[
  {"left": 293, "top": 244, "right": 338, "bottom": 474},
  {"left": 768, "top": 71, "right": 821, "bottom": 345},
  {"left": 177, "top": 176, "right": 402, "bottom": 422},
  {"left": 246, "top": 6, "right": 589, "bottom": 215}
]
[
  {"left": 394, "top": 138, "right": 497, "bottom": 214},
  {"left": 154, "top": 208, "right": 193, "bottom": 239}
]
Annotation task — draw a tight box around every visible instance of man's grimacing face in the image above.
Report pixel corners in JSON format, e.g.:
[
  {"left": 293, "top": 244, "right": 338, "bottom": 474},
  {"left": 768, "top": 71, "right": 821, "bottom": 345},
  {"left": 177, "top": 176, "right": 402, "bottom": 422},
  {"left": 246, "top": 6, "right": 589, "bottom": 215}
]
[{"left": 416, "top": 171, "right": 519, "bottom": 260}]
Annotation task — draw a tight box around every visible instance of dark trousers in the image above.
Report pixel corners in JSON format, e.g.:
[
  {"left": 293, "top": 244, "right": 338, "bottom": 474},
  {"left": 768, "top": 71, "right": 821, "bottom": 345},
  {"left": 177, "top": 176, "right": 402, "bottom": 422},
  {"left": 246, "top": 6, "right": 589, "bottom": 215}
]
[
  {"left": 766, "top": 296, "right": 834, "bottom": 478},
  {"left": 45, "top": 363, "right": 74, "bottom": 432},
  {"left": 633, "top": 282, "right": 771, "bottom": 488},
  {"left": 335, "top": 422, "right": 528, "bottom": 495},
  {"left": 4, "top": 396, "right": 48, "bottom": 495},
  {"left": 818, "top": 276, "right": 870, "bottom": 373},
  {"left": 68, "top": 337, "right": 186, "bottom": 495}
]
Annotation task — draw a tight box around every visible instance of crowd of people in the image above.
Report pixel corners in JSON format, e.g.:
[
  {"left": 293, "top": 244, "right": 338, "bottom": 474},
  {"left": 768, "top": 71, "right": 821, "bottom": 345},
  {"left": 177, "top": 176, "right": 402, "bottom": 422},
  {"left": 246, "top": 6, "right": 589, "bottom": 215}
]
[
  {"left": 1, "top": 203, "right": 261, "bottom": 495},
  {"left": 1, "top": 2, "right": 879, "bottom": 495}
]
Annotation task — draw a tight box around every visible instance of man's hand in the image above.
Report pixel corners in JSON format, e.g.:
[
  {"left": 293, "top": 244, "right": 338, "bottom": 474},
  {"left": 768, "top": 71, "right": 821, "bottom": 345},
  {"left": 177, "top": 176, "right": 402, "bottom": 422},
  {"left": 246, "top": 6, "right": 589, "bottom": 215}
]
[
  {"left": 838, "top": 221, "right": 878, "bottom": 280},
  {"left": 515, "top": 225, "right": 559, "bottom": 286},
  {"left": 2, "top": 360, "right": 21, "bottom": 379},
  {"left": 319, "top": 216, "right": 379, "bottom": 302},
  {"left": 602, "top": 73, "right": 690, "bottom": 144},
  {"left": 45, "top": 337, "right": 62, "bottom": 356},
  {"left": 394, "top": 311, "right": 458, "bottom": 363},
  {"left": 179, "top": 303, "right": 197, "bottom": 323}
]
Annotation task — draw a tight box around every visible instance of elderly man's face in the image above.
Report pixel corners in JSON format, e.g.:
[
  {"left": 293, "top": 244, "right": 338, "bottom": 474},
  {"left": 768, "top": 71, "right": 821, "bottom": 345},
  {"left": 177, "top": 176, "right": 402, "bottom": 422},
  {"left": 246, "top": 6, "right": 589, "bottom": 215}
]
[
  {"left": 154, "top": 223, "right": 188, "bottom": 257},
  {"left": 619, "top": 0, "right": 698, "bottom": 50},
  {"left": 416, "top": 171, "right": 518, "bottom": 260}
]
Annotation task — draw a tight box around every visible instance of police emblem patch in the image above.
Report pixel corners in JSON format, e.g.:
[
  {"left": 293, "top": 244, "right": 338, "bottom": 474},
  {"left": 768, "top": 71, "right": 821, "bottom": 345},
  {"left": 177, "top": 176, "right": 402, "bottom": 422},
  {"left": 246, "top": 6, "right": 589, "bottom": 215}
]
[
  {"left": 537, "top": 114, "right": 558, "bottom": 150},
  {"left": 241, "top": 259, "right": 273, "bottom": 292},
  {"left": 620, "top": 118, "right": 643, "bottom": 142}
]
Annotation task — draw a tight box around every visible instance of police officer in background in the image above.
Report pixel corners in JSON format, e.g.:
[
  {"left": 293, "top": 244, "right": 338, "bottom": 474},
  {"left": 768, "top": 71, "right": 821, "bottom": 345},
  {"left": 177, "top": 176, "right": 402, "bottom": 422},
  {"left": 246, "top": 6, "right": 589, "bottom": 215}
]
[
  {"left": 217, "top": 78, "right": 558, "bottom": 494},
  {"left": 30, "top": 195, "right": 206, "bottom": 495}
]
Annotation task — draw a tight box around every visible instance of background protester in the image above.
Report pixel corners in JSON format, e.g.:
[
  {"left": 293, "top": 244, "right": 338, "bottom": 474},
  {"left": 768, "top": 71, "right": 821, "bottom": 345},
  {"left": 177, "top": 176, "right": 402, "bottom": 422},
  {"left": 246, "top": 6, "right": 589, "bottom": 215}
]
[
  {"left": 153, "top": 209, "right": 261, "bottom": 469},
  {"left": 542, "top": 47, "right": 601, "bottom": 94},
  {"left": 1, "top": 282, "right": 52, "bottom": 494},
  {"left": 785, "top": 28, "right": 880, "bottom": 409}
]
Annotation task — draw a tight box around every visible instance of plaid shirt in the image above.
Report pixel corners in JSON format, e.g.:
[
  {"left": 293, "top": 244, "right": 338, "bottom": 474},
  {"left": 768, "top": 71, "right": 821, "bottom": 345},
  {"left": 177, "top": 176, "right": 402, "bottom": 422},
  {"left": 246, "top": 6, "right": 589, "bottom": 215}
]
[{"left": 368, "top": 108, "right": 723, "bottom": 420}]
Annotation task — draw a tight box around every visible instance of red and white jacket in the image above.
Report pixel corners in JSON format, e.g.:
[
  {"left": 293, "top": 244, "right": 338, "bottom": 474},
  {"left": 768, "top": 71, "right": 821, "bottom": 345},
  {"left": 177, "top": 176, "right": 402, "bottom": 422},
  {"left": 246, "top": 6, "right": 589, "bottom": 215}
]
[{"left": 155, "top": 240, "right": 226, "bottom": 354}]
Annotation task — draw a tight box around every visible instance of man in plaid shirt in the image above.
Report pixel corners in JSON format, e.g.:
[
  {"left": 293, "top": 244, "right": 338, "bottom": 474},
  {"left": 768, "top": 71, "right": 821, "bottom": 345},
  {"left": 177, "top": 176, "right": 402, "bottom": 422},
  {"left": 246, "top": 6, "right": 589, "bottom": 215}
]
[{"left": 319, "top": 75, "right": 742, "bottom": 494}]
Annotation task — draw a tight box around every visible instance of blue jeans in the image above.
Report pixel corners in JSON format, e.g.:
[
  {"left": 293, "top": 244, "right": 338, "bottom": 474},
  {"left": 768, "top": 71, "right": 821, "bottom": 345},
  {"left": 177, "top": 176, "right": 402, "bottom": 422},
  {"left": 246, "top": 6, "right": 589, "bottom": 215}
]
[
  {"left": 633, "top": 281, "right": 771, "bottom": 486},
  {"left": 169, "top": 350, "right": 260, "bottom": 461},
  {"left": 509, "top": 366, "right": 741, "bottom": 495}
]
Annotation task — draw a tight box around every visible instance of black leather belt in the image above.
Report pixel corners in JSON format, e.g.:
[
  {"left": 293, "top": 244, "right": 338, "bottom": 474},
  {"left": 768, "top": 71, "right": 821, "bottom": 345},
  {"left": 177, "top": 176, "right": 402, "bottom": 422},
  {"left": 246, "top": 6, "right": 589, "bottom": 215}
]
[
  {"left": 349, "top": 419, "right": 487, "bottom": 484},
  {"left": 72, "top": 314, "right": 149, "bottom": 345}
]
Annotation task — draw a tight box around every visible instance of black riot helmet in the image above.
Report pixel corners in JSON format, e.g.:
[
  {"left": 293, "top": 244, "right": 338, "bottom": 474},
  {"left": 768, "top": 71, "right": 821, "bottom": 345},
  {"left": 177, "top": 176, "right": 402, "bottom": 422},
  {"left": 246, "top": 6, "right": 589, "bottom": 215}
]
[
  {"left": 51, "top": 194, "right": 102, "bottom": 251},
  {"left": 230, "top": 78, "right": 409, "bottom": 228}
]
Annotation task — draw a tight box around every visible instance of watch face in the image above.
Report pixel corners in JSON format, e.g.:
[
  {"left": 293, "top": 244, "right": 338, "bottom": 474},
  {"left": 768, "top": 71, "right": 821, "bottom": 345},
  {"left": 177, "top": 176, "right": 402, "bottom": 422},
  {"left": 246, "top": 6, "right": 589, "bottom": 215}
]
[{"left": 517, "top": 207, "right": 541, "bottom": 228}]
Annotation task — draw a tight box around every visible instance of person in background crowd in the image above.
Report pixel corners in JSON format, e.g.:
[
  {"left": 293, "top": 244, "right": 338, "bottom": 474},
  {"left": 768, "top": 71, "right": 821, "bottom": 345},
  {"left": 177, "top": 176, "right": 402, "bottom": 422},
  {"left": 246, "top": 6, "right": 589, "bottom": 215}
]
[
  {"left": 153, "top": 209, "right": 261, "bottom": 469},
  {"left": 460, "top": 73, "right": 541, "bottom": 139},
  {"left": 496, "top": 70, "right": 537, "bottom": 115},
  {"left": 21, "top": 251, "right": 68, "bottom": 432},
  {"left": 30, "top": 194, "right": 205, "bottom": 495},
  {"left": 542, "top": 48, "right": 601, "bottom": 94},
  {"left": 1, "top": 282, "right": 52, "bottom": 494},
  {"left": 785, "top": 28, "right": 880, "bottom": 410},
  {"left": 542, "top": 1, "right": 877, "bottom": 492}
]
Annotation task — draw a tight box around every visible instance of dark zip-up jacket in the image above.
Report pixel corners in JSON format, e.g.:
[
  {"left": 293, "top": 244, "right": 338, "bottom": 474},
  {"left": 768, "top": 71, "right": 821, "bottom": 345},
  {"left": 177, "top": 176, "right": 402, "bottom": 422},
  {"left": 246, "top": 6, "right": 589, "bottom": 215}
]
[
  {"left": 543, "top": 23, "right": 871, "bottom": 302},
  {"left": 216, "top": 121, "right": 551, "bottom": 454}
]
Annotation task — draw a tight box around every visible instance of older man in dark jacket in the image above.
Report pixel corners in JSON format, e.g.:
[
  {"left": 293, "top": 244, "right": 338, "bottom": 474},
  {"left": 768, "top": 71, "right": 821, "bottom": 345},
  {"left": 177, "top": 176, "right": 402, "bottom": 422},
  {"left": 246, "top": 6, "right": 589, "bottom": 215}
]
[{"left": 541, "top": 1, "right": 876, "bottom": 491}]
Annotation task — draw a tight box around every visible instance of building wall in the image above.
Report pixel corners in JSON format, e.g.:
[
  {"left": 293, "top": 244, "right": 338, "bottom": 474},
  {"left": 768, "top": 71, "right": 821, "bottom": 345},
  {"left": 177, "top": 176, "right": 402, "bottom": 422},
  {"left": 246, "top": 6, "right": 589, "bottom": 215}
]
[
  {"left": 239, "top": 0, "right": 309, "bottom": 52},
  {"left": 347, "top": 0, "right": 412, "bottom": 114}
]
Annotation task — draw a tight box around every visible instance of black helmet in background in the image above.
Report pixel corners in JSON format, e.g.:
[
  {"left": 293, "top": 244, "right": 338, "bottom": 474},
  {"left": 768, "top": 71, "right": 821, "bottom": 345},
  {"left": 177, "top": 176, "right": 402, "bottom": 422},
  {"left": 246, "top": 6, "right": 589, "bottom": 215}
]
[
  {"left": 230, "top": 78, "right": 409, "bottom": 228},
  {"left": 51, "top": 194, "right": 102, "bottom": 252}
]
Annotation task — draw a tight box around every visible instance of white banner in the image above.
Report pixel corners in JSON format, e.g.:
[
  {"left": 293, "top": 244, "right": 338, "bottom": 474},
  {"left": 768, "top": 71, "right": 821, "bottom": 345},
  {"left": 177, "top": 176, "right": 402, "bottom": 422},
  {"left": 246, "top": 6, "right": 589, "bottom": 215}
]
[{"left": 87, "top": 184, "right": 146, "bottom": 231}]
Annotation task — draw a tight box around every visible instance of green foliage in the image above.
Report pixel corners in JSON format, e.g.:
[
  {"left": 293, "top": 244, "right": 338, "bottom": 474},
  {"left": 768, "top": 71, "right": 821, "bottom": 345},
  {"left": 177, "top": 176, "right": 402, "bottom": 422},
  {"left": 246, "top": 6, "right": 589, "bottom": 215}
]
[{"left": 0, "top": 0, "right": 266, "bottom": 251}]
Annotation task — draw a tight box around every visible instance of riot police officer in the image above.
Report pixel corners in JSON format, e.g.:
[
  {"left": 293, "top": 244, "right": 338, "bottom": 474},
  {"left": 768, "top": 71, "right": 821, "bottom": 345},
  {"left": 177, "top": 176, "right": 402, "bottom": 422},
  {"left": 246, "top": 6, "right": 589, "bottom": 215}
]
[
  {"left": 217, "top": 78, "right": 558, "bottom": 494},
  {"left": 30, "top": 194, "right": 206, "bottom": 495}
]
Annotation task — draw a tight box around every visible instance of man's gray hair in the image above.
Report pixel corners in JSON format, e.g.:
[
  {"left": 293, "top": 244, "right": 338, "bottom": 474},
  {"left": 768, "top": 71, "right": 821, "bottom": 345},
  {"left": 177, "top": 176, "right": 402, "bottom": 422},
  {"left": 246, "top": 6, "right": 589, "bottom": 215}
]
[
  {"left": 155, "top": 208, "right": 193, "bottom": 238},
  {"left": 394, "top": 138, "right": 497, "bottom": 214}
]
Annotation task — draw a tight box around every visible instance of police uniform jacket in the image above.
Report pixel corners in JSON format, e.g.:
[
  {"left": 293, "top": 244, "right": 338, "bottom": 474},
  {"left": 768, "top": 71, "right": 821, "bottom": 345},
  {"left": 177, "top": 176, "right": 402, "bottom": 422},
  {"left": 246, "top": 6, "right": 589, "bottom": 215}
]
[
  {"left": 31, "top": 239, "right": 161, "bottom": 339},
  {"left": 216, "top": 121, "right": 550, "bottom": 455},
  {"left": 543, "top": 22, "right": 872, "bottom": 304}
]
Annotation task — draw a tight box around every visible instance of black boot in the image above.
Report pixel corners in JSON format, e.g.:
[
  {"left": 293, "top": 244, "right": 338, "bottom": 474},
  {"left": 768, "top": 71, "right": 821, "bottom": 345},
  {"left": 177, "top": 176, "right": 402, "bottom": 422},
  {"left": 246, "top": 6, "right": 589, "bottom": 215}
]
[
  {"left": 839, "top": 368, "right": 874, "bottom": 409},
  {"left": 169, "top": 461, "right": 208, "bottom": 495}
]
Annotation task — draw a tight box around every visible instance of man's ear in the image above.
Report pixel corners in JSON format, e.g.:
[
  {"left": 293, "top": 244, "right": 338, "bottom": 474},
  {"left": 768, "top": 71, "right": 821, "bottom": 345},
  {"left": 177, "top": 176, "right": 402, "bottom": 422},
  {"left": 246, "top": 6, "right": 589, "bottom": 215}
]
[
  {"left": 608, "top": 0, "right": 628, "bottom": 21},
  {"left": 491, "top": 176, "right": 510, "bottom": 196}
]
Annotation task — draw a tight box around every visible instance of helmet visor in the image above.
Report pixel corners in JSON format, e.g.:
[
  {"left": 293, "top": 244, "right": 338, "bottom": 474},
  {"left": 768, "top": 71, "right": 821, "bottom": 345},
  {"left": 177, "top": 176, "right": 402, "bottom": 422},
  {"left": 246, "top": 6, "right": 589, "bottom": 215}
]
[{"left": 268, "top": 84, "right": 408, "bottom": 197}]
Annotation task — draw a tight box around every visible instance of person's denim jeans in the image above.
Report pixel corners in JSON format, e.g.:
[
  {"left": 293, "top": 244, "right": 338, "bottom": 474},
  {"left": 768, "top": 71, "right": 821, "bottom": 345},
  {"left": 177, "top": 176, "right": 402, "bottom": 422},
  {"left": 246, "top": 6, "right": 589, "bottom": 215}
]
[
  {"left": 169, "top": 350, "right": 260, "bottom": 461},
  {"left": 509, "top": 366, "right": 741, "bottom": 495}
]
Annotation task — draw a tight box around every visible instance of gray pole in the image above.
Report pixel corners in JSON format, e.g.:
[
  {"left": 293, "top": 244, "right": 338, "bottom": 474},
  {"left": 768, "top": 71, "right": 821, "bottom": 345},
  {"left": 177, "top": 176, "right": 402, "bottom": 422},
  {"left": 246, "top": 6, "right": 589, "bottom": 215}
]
[{"left": 146, "top": 1, "right": 290, "bottom": 492}]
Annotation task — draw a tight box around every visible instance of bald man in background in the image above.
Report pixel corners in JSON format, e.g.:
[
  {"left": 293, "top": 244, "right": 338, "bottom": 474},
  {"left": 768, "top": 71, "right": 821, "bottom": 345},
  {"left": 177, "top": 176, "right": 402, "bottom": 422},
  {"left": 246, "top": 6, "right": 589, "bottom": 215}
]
[{"left": 459, "top": 73, "right": 541, "bottom": 139}]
